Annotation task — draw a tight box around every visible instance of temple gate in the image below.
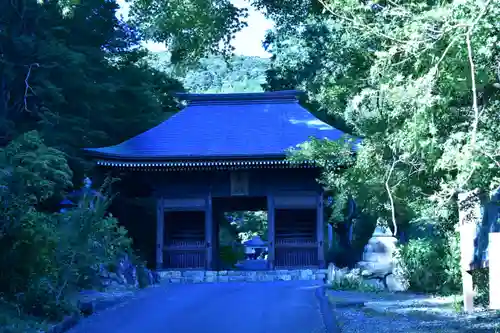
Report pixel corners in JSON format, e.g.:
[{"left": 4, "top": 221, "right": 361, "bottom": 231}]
[{"left": 84, "top": 90, "right": 347, "bottom": 270}]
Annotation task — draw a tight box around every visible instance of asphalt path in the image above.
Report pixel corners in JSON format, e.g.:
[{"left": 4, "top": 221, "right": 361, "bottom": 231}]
[{"left": 67, "top": 280, "right": 328, "bottom": 333}]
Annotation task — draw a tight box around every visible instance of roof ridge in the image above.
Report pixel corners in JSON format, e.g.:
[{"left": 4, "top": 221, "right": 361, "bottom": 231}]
[
  {"left": 187, "top": 99, "right": 299, "bottom": 106},
  {"left": 175, "top": 90, "right": 304, "bottom": 104}
]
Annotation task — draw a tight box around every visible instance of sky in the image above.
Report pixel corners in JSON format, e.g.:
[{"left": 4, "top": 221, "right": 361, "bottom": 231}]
[{"left": 115, "top": 0, "right": 274, "bottom": 58}]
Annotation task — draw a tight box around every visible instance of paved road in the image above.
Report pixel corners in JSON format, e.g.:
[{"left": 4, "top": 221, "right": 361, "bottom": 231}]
[{"left": 67, "top": 280, "right": 327, "bottom": 333}]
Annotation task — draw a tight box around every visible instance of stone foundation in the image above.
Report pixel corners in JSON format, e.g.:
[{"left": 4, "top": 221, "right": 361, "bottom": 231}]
[{"left": 159, "top": 269, "right": 328, "bottom": 283}]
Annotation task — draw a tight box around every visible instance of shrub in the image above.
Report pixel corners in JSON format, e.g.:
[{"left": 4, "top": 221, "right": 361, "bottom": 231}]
[
  {"left": 472, "top": 268, "right": 489, "bottom": 307},
  {"left": 327, "top": 269, "right": 383, "bottom": 292},
  {"left": 398, "top": 232, "right": 461, "bottom": 294},
  {"left": 219, "top": 245, "right": 244, "bottom": 268},
  {"left": 0, "top": 132, "right": 135, "bottom": 321}
]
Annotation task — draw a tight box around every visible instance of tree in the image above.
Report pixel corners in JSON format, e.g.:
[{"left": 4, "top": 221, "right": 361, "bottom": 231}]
[
  {"left": 1, "top": 0, "right": 184, "bottom": 180},
  {"left": 128, "top": 0, "right": 248, "bottom": 64},
  {"left": 263, "top": 0, "right": 500, "bottom": 232},
  {"left": 0, "top": 0, "right": 187, "bottom": 325},
  {"left": 176, "top": 54, "right": 270, "bottom": 93}
]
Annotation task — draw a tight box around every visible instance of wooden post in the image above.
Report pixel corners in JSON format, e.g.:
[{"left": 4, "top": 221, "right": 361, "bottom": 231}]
[
  {"left": 317, "top": 191, "right": 325, "bottom": 268},
  {"left": 460, "top": 222, "right": 476, "bottom": 313},
  {"left": 267, "top": 193, "right": 275, "bottom": 270},
  {"left": 457, "top": 190, "right": 482, "bottom": 313},
  {"left": 156, "top": 197, "right": 164, "bottom": 270},
  {"left": 489, "top": 232, "right": 500, "bottom": 310},
  {"left": 213, "top": 210, "right": 220, "bottom": 270},
  {"left": 205, "top": 192, "right": 213, "bottom": 270},
  {"left": 327, "top": 224, "right": 333, "bottom": 249}
]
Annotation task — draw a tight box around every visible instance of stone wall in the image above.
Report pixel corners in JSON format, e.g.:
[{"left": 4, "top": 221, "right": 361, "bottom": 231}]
[{"left": 159, "top": 269, "right": 328, "bottom": 283}]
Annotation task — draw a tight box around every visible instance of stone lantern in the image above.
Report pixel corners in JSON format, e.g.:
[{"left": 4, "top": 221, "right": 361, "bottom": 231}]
[{"left": 357, "top": 226, "right": 397, "bottom": 278}]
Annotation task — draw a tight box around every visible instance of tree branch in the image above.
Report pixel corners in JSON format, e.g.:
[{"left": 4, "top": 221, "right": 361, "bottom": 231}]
[
  {"left": 465, "top": 0, "right": 492, "bottom": 153},
  {"left": 385, "top": 157, "right": 400, "bottom": 236},
  {"left": 23, "top": 63, "right": 39, "bottom": 113},
  {"left": 317, "top": 0, "right": 405, "bottom": 43}
]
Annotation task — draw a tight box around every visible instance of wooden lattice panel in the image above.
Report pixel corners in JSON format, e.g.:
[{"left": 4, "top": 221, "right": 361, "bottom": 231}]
[
  {"left": 164, "top": 211, "right": 206, "bottom": 269},
  {"left": 275, "top": 209, "right": 318, "bottom": 268}
]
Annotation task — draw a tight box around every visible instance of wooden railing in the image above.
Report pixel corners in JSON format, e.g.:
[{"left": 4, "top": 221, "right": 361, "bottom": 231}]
[
  {"left": 275, "top": 239, "right": 318, "bottom": 268},
  {"left": 164, "top": 240, "right": 206, "bottom": 269}
]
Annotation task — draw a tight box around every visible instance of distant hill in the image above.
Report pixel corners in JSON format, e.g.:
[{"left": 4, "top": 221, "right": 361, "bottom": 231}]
[{"left": 150, "top": 52, "right": 270, "bottom": 93}]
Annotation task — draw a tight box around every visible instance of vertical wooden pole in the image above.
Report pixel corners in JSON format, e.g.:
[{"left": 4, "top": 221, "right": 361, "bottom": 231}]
[
  {"left": 317, "top": 191, "right": 325, "bottom": 268},
  {"left": 205, "top": 191, "right": 213, "bottom": 270},
  {"left": 460, "top": 222, "right": 476, "bottom": 313},
  {"left": 489, "top": 232, "right": 500, "bottom": 310},
  {"left": 213, "top": 210, "right": 220, "bottom": 270},
  {"left": 156, "top": 197, "right": 164, "bottom": 270},
  {"left": 328, "top": 224, "right": 333, "bottom": 249},
  {"left": 267, "top": 193, "right": 275, "bottom": 270}
]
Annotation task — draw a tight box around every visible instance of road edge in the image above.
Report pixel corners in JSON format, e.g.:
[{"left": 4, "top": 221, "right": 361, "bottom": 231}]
[
  {"left": 315, "top": 285, "right": 342, "bottom": 333},
  {"left": 45, "top": 284, "right": 165, "bottom": 333}
]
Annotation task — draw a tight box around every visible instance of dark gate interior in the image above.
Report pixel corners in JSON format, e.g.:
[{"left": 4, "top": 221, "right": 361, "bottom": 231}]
[
  {"left": 164, "top": 211, "right": 206, "bottom": 269},
  {"left": 275, "top": 209, "right": 317, "bottom": 268}
]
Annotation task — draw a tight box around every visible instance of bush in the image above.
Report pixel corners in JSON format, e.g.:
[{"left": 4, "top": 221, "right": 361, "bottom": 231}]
[
  {"left": 472, "top": 268, "right": 489, "bottom": 307},
  {"left": 398, "top": 231, "right": 461, "bottom": 294},
  {"left": 0, "top": 132, "right": 135, "bottom": 321},
  {"left": 219, "top": 245, "right": 244, "bottom": 268}
]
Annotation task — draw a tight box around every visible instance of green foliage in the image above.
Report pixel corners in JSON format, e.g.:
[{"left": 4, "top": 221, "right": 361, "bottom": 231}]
[
  {"left": 1, "top": 0, "right": 183, "bottom": 180},
  {"left": 397, "top": 233, "right": 461, "bottom": 294},
  {"left": 327, "top": 269, "right": 383, "bottom": 293},
  {"left": 472, "top": 268, "right": 490, "bottom": 307},
  {"left": 152, "top": 53, "right": 270, "bottom": 93},
  {"left": 262, "top": 0, "right": 500, "bottom": 295},
  {"left": 0, "top": 300, "right": 51, "bottom": 333},
  {"left": 219, "top": 245, "right": 245, "bottom": 268},
  {"left": 227, "top": 211, "right": 268, "bottom": 242},
  {"left": 129, "top": 0, "right": 248, "bottom": 64},
  {"left": 0, "top": 1, "right": 185, "bottom": 323},
  {"left": 181, "top": 55, "right": 270, "bottom": 93},
  {"left": 0, "top": 133, "right": 134, "bottom": 321}
]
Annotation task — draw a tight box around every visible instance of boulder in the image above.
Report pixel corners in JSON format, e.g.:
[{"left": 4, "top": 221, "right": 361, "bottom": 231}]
[
  {"left": 325, "top": 262, "right": 338, "bottom": 284},
  {"left": 97, "top": 254, "right": 161, "bottom": 290},
  {"left": 384, "top": 273, "right": 409, "bottom": 292},
  {"left": 116, "top": 254, "right": 139, "bottom": 287},
  {"left": 363, "top": 278, "right": 386, "bottom": 291}
]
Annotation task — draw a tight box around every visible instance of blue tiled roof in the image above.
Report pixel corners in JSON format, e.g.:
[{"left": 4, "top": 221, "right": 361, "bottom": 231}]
[
  {"left": 84, "top": 90, "right": 349, "bottom": 160},
  {"left": 243, "top": 236, "right": 267, "bottom": 247}
]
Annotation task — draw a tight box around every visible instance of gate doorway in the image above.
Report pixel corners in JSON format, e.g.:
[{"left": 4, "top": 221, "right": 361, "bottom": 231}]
[{"left": 212, "top": 196, "right": 268, "bottom": 271}]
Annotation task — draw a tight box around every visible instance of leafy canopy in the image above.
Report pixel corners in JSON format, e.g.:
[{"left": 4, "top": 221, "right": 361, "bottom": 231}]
[{"left": 129, "top": 0, "right": 248, "bottom": 64}]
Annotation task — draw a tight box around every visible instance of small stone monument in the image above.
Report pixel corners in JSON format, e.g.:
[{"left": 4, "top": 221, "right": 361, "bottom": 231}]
[{"left": 357, "top": 225, "right": 397, "bottom": 278}]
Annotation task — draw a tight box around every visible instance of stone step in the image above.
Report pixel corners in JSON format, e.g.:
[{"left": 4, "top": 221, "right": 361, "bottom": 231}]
[{"left": 158, "top": 269, "right": 328, "bottom": 283}]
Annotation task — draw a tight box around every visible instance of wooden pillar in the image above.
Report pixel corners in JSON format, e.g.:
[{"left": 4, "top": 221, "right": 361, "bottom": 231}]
[
  {"left": 317, "top": 191, "right": 325, "bottom": 268},
  {"left": 156, "top": 197, "right": 164, "bottom": 270},
  {"left": 490, "top": 232, "right": 500, "bottom": 310},
  {"left": 213, "top": 211, "right": 220, "bottom": 270},
  {"left": 267, "top": 193, "right": 275, "bottom": 270},
  {"left": 205, "top": 192, "right": 213, "bottom": 270},
  {"left": 328, "top": 224, "right": 333, "bottom": 249}
]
